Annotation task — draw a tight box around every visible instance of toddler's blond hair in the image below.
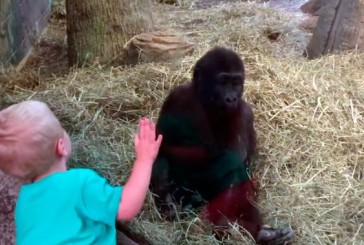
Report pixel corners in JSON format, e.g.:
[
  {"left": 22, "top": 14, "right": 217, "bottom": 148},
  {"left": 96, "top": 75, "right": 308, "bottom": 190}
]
[{"left": 0, "top": 100, "right": 64, "bottom": 181}]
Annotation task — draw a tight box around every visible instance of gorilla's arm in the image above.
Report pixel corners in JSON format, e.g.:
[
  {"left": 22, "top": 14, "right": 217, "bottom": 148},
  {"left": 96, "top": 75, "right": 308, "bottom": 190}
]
[
  {"left": 163, "top": 146, "right": 208, "bottom": 161},
  {"left": 242, "top": 101, "right": 257, "bottom": 166},
  {"left": 157, "top": 113, "right": 220, "bottom": 163}
]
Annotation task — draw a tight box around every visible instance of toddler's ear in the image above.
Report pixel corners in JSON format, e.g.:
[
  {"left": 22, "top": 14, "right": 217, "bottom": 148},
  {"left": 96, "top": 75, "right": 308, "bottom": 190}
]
[
  {"left": 55, "top": 138, "right": 68, "bottom": 157},
  {"left": 55, "top": 132, "right": 72, "bottom": 158}
]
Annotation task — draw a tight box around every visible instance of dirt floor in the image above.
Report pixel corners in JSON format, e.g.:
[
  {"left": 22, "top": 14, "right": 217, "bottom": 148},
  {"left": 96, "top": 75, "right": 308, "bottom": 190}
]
[{"left": 0, "top": 172, "right": 22, "bottom": 245}]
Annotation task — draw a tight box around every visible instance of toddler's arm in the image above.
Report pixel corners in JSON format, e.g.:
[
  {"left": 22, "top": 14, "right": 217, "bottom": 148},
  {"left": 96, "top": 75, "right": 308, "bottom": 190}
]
[{"left": 117, "top": 118, "right": 162, "bottom": 221}]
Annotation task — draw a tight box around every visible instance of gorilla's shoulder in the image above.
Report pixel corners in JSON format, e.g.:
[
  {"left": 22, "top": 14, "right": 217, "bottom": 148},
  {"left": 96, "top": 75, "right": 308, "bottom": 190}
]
[{"left": 161, "top": 82, "right": 196, "bottom": 112}]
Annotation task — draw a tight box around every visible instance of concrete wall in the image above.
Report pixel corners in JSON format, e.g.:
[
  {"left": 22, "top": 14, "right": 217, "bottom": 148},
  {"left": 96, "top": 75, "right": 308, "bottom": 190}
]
[{"left": 0, "top": 0, "right": 53, "bottom": 68}]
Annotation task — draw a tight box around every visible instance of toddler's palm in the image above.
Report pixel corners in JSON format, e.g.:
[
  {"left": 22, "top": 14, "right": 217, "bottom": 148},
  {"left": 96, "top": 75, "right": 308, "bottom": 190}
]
[{"left": 134, "top": 118, "right": 162, "bottom": 162}]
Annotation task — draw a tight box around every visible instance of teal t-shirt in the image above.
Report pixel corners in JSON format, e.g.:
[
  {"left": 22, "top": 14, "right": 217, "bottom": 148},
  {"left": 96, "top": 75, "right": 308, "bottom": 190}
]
[{"left": 15, "top": 168, "right": 122, "bottom": 245}]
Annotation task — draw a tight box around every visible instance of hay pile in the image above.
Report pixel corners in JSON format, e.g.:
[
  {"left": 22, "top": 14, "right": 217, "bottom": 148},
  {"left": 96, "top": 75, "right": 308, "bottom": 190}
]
[{"left": 1, "top": 1, "right": 363, "bottom": 244}]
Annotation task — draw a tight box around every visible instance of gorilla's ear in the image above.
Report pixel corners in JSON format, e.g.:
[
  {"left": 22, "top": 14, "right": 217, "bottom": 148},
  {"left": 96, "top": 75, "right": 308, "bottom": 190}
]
[{"left": 193, "top": 66, "right": 202, "bottom": 82}]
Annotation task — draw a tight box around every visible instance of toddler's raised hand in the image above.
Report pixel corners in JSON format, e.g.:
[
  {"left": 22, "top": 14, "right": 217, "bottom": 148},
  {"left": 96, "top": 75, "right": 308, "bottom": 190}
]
[
  {"left": 134, "top": 118, "right": 163, "bottom": 163},
  {"left": 117, "top": 118, "right": 163, "bottom": 221}
]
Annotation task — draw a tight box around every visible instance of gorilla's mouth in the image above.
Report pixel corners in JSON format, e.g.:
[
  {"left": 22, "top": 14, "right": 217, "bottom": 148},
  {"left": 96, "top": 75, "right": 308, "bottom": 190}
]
[
  {"left": 225, "top": 102, "right": 239, "bottom": 111},
  {"left": 210, "top": 97, "right": 238, "bottom": 111}
]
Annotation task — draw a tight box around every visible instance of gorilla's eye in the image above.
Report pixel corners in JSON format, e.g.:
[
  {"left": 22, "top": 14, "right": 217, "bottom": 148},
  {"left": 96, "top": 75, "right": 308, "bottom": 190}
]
[
  {"left": 218, "top": 79, "right": 227, "bottom": 86},
  {"left": 232, "top": 79, "right": 241, "bottom": 87},
  {"left": 217, "top": 73, "right": 242, "bottom": 87}
]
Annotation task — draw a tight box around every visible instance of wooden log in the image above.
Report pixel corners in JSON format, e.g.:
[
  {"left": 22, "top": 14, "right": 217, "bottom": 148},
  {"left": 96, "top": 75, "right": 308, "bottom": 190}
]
[
  {"left": 304, "top": 0, "right": 364, "bottom": 59},
  {"left": 66, "top": 0, "right": 155, "bottom": 67},
  {"left": 123, "top": 31, "right": 195, "bottom": 65},
  {"left": 299, "top": 16, "right": 319, "bottom": 33},
  {"left": 300, "top": 0, "right": 328, "bottom": 15}
]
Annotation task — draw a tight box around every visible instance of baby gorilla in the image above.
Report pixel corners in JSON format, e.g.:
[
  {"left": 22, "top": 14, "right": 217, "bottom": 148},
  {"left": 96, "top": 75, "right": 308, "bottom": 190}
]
[{"left": 150, "top": 47, "right": 295, "bottom": 244}]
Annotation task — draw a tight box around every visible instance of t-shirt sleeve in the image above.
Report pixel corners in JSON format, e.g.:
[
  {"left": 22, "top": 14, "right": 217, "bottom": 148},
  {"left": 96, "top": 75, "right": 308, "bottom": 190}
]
[{"left": 79, "top": 169, "right": 122, "bottom": 226}]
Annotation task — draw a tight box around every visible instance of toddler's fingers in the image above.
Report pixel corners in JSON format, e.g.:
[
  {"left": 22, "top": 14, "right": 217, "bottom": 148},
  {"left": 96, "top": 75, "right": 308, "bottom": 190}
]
[
  {"left": 133, "top": 134, "right": 139, "bottom": 148},
  {"left": 155, "top": 134, "right": 163, "bottom": 148},
  {"left": 139, "top": 118, "right": 148, "bottom": 139},
  {"left": 149, "top": 121, "right": 157, "bottom": 141}
]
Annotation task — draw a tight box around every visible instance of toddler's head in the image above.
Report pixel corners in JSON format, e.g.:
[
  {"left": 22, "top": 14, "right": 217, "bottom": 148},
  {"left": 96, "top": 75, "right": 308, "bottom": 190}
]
[{"left": 0, "top": 100, "right": 71, "bottom": 181}]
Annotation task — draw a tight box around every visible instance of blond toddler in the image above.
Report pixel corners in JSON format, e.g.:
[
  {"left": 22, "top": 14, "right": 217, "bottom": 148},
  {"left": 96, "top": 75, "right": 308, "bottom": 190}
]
[{"left": 0, "top": 100, "right": 162, "bottom": 244}]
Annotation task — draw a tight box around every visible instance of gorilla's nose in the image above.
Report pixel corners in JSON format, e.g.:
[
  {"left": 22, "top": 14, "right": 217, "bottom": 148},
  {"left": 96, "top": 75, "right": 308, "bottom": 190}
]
[{"left": 225, "top": 95, "right": 237, "bottom": 105}]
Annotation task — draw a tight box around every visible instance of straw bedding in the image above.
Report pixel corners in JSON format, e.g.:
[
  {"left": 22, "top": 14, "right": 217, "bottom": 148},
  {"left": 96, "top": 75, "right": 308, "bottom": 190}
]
[{"left": 0, "top": 1, "right": 363, "bottom": 244}]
